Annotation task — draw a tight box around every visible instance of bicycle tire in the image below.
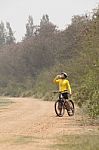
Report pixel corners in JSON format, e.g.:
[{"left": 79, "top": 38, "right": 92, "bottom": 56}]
[
  {"left": 55, "top": 100, "right": 65, "bottom": 117},
  {"left": 67, "top": 100, "right": 75, "bottom": 116}
]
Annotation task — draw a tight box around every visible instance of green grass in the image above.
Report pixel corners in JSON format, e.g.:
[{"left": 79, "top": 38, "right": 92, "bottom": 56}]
[
  {"left": 51, "top": 134, "right": 99, "bottom": 150},
  {"left": 14, "top": 135, "right": 41, "bottom": 145},
  {"left": 0, "top": 135, "right": 38, "bottom": 145},
  {"left": 15, "top": 136, "right": 35, "bottom": 144},
  {"left": 0, "top": 98, "right": 14, "bottom": 107}
]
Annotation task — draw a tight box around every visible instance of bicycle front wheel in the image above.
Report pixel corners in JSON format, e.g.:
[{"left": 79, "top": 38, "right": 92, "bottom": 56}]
[{"left": 55, "top": 100, "right": 65, "bottom": 117}]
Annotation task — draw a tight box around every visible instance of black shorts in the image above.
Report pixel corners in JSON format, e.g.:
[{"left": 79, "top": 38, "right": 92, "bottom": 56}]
[{"left": 62, "top": 92, "right": 69, "bottom": 99}]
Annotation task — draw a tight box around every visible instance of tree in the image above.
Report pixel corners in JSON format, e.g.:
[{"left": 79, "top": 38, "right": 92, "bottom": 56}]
[
  {"left": 39, "top": 14, "right": 56, "bottom": 37},
  {"left": 40, "top": 14, "right": 49, "bottom": 27},
  {"left": 6, "top": 22, "right": 15, "bottom": 44},
  {"left": 0, "top": 21, "right": 6, "bottom": 46},
  {"left": 25, "top": 15, "right": 37, "bottom": 38}
]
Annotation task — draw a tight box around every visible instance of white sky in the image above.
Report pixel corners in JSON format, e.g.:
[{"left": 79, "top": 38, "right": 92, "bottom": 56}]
[{"left": 0, "top": 0, "right": 98, "bottom": 41}]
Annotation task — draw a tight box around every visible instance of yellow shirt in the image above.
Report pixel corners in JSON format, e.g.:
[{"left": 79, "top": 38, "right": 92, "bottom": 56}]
[{"left": 53, "top": 78, "right": 71, "bottom": 94}]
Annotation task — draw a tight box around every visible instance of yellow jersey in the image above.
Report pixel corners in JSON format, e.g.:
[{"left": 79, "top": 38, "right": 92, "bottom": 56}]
[{"left": 53, "top": 78, "right": 71, "bottom": 94}]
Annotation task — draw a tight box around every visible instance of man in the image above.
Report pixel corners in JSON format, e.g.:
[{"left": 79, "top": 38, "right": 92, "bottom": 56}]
[
  {"left": 53, "top": 72, "right": 72, "bottom": 111},
  {"left": 53, "top": 72, "right": 71, "bottom": 96}
]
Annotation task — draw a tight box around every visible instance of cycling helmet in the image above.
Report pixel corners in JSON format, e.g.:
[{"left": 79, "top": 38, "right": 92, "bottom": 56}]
[{"left": 61, "top": 72, "right": 68, "bottom": 78}]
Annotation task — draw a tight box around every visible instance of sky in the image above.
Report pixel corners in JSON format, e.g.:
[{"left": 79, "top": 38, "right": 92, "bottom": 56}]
[{"left": 0, "top": 0, "right": 99, "bottom": 41}]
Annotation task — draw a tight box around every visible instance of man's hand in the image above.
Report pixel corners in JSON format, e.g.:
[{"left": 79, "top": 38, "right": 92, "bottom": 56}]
[{"left": 56, "top": 75, "right": 61, "bottom": 79}]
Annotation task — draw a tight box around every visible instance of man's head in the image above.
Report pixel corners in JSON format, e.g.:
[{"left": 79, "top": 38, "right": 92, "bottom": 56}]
[{"left": 61, "top": 72, "right": 68, "bottom": 79}]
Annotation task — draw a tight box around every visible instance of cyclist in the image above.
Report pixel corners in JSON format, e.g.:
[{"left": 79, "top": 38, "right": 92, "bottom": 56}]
[{"left": 53, "top": 72, "right": 72, "bottom": 111}]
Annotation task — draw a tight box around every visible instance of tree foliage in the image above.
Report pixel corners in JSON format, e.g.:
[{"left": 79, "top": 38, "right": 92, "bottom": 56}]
[{"left": 6, "top": 22, "right": 15, "bottom": 44}]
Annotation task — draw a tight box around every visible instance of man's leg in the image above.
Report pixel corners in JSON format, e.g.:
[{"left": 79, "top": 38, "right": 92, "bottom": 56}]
[
  {"left": 62, "top": 93, "right": 71, "bottom": 111},
  {"left": 64, "top": 99, "right": 71, "bottom": 111}
]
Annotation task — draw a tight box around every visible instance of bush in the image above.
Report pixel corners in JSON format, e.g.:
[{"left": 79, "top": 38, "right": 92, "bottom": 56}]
[{"left": 75, "top": 70, "right": 99, "bottom": 118}]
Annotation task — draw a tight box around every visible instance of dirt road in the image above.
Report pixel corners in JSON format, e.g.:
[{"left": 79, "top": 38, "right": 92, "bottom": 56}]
[{"left": 0, "top": 97, "right": 98, "bottom": 150}]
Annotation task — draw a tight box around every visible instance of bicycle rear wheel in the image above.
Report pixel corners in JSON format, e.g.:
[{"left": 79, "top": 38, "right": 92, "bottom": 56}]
[
  {"left": 67, "top": 100, "right": 75, "bottom": 116},
  {"left": 55, "top": 100, "right": 65, "bottom": 117}
]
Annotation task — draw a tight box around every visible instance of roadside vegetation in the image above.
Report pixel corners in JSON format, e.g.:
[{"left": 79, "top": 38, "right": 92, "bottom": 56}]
[
  {"left": 0, "top": 98, "right": 14, "bottom": 108},
  {"left": 51, "top": 134, "right": 99, "bottom": 150}
]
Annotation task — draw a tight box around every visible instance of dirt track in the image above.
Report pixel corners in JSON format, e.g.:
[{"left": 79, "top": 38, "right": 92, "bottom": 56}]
[{"left": 0, "top": 97, "right": 98, "bottom": 150}]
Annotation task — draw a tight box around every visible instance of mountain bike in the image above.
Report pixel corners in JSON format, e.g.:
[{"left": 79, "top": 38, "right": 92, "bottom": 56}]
[{"left": 54, "top": 91, "right": 75, "bottom": 117}]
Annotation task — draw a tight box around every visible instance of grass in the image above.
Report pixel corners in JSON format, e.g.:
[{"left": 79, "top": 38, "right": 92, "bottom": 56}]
[
  {"left": 51, "top": 134, "right": 99, "bottom": 150},
  {"left": 0, "top": 135, "right": 38, "bottom": 145},
  {"left": 14, "top": 135, "right": 44, "bottom": 145},
  {"left": 0, "top": 98, "right": 14, "bottom": 107},
  {"left": 14, "top": 135, "right": 36, "bottom": 144}
]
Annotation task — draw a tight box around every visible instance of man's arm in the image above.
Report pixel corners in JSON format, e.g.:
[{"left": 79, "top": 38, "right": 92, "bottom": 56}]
[
  {"left": 67, "top": 80, "right": 72, "bottom": 95},
  {"left": 53, "top": 75, "right": 61, "bottom": 84}
]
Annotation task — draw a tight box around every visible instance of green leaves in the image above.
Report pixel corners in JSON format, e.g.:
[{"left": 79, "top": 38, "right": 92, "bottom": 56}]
[{"left": 75, "top": 70, "right": 99, "bottom": 118}]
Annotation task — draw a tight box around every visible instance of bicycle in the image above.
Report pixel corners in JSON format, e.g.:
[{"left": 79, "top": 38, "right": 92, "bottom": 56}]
[{"left": 54, "top": 91, "right": 75, "bottom": 117}]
